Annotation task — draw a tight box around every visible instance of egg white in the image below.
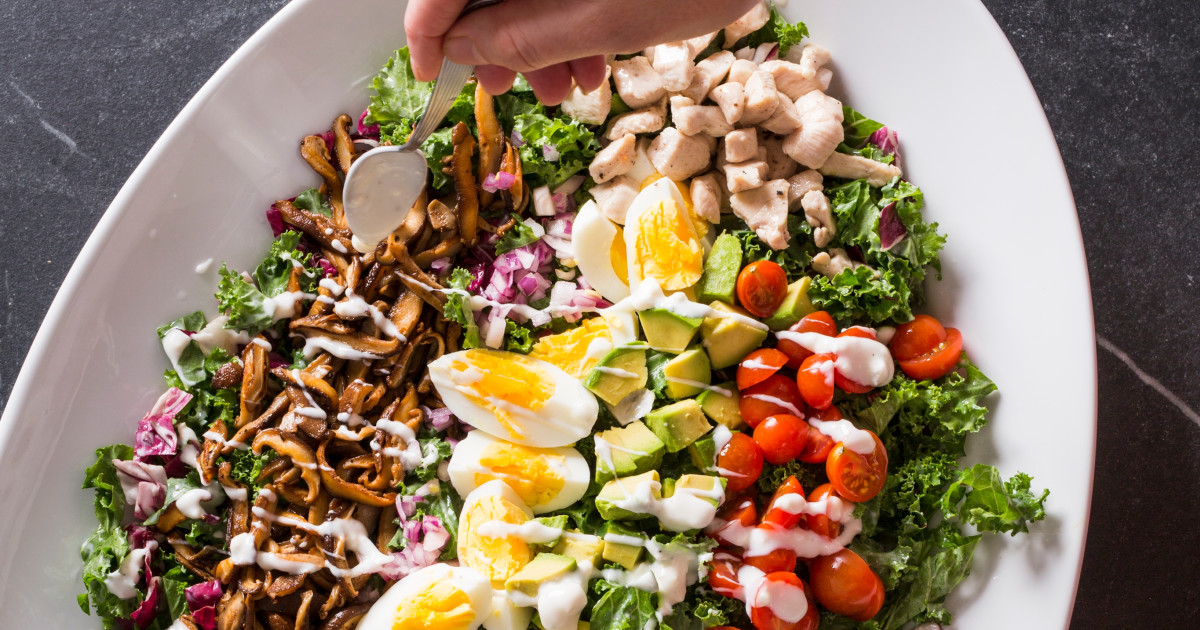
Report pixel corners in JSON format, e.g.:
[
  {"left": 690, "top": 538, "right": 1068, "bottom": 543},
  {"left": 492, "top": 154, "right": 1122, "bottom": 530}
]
[
  {"left": 482, "top": 594, "right": 535, "bottom": 630},
  {"left": 573, "top": 200, "right": 630, "bottom": 304},
  {"left": 428, "top": 350, "right": 599, "bottom": 448},
  {"left": 448, "top": 431, "right": 591, "bottom": 514},
  {"left": 356, "top": 563, "right": 493, "bottom": 630},
  {"left": 623, "top": 177, "right": 695, "bottom": 291},
  {"left": 626, "top": 137, "right": 659, "bottom": 187}
]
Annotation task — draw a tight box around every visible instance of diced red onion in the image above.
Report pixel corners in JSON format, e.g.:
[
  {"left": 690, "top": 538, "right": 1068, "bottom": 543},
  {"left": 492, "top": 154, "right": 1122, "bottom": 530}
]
[
  {"left": 482, "top": 171, "right": 518, "bottom": 193},
  {"left": 317, "top": 131, "right": 335, "bottom": 154},
  {"left": 542, "top": 144, "right": 560, "bottom": 161},
  {"left": 532, "top": 185, "right": 556, "bottom": 216},
  {"left": 510, "top": 129, "right": 525, "bottom": 148},
  {"left": 753, "top": 43, "right": 779, "bottom": 64},
  {"left": 483, "top": 306, "right": 511, "bottom": 348},
  {"left": 878, "top": 202, "right": 908, "bottom": 250},
  {"left": 429, "top": 257, "right": 452, "bottom": 276},
  {"left": 313, "top": 254, "right": 336, "bottom": 277},
  {"left": 552, "top": 175, "right": 586, "bottom": 197},
  {"left": 423, "top": 406, "right": 455, "bottom": 432}
]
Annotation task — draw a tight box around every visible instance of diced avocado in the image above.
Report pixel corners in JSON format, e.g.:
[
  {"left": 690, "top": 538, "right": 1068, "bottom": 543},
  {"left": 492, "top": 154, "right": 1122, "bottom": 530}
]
[
  {"left": 638, "top": 309, "right": 703, "bottom": 354},
  {"left": 596, "top": 471, "right": 661, "bottom": 521},
  {"left": 601, "top": 522, "right": 645, "bottom": 570},
  {"left": 531, "top": 515, "right": 569, "bottom": 549},
  {"left": 764, "top": 277, "right": 816, "bottom": 331},
  {"left": 696, "top": 381, "right": 745, "bottom": 430},
  {"left": 701, "top": 301, "right": 769, "bottom": 369},
  {"left": 584, "top": 344, "right": 648, "bottom": 406},
  {"left": 662, "top": 347, "right": 712, "bottom": 399},
  {"left": 552, "top": 531, "right": 605, "bottom": 567},
  {"left": 593, "top": 421, "right": 666, "bottom": 484},
  {"left": 504, "top": 553, "right": 577, "bottom": 597},
  {"left": 687, "top": 433, "right": 718, "bottom": 471},
  {"left": 644, "top": 399, "right": 712, "bottom": 453},
  {"left": 697, "top": 232, "right": 743, "bottom": 304},
  {"left": 666, "top": 474, "right": 726, "bottom": 507}
]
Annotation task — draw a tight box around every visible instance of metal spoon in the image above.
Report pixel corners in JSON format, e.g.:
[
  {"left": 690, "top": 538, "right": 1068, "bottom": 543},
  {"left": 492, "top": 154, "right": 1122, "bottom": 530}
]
[{"left": 343, "top": 0, "right": 502, "bottom": 253}]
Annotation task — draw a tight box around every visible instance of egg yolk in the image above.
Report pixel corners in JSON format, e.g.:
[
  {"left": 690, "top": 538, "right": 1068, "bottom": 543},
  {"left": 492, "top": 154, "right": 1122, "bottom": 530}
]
[
  {"left": 611, "top": 224, "right": 629, "bottom": 285},
  {"left": 450, "top": 349, "right": 554, "bottom": 440},
  {"left": 475, "top": 442, "right": 566, "bottom": 509},
  {"left": 391, "top": 581, "right": 475, "bottom": 630},
  {"left": 630, "top": 199, "right": 704, "bottom": 290},
  {"left": 528, "top": 317, "right": 612, "bottom": 379},
  {"left": 458, "top": 494, "right": 533, "bottom": 587}
]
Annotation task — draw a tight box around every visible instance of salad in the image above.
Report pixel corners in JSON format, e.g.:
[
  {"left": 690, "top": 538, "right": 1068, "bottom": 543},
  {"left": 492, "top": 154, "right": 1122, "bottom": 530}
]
[{"left": 78, "top": 3, "right": 1048, "bottom": 630}]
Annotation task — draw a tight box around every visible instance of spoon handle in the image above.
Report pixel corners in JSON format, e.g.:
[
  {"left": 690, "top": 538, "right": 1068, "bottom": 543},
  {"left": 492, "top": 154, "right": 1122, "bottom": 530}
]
[{"left": 401, "top": 0, "right": 504, "bottom": 150}]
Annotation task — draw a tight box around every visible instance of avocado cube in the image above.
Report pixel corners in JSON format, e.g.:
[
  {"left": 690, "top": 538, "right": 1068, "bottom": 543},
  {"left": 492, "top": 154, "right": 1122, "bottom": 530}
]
[
  {"left": 701, "top": 301, "right": 769, "bottom": 369},
  {"left": 504, "top": 553, "right": 577, "bottom": 597},
  {"left": 662, "top": 347, "right": 712, "bottom": 399},
  {"left": 686, "top": 433, "right": 718, "bottom": 471},
  {"left": 584, "top": 344, "right": 648, "bottom": 406},
  {"left": 668, "top": 474, "right": 727, "bottom": 507},
  {"left": 645, "top": 399, "right": 712, "bottom": 452},
  {"left": 552, "top": 531, "right": 605, "bottom": 567},
  {"left": 764, "top": 277, "right": 816, "bottom": 331},
  {"left": 593, "top": 421, "right": 666, "bottom": 484},
  {"left": 596, "top": 471, "right": 661, "bottom": 521},
  {"left": 601, "top": 522, "right": 645, "bottom": 570},
  {"left": 638, "top": 309, "right": 703, "bottom": 354},
  {"left": 697, "top": 232, "right": 743, "bottom": 304},
  {"left": 531, "top": 515, "right": 569, "bottom": 549},
  {"left": 696, "top": 381, "right": 746, "bottom": 430}
]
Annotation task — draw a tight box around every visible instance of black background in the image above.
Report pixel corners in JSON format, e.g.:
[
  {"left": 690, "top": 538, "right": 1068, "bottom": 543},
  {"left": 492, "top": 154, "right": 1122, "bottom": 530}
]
[{"left": 1, "top": 1, "right": 1197, "bottom": 627}]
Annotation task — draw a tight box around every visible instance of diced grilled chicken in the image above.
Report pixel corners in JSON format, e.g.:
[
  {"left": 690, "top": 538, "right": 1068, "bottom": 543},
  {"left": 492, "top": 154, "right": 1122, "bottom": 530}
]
[
  {"left": 709, "top": 82, "right": 745, "bottom": 124},
  {"left": 671, "top": 97, "right": 734, "bottom": 137},
  {"left": 759, "top": 60, "right": 831, "bottom": 100},
  {"left": 802, "top": 190, "right": 835, "bottom": 247},
  {"left": 760, "top": 94, "right": 801, "bottom": 134},
  {"left": 723, "top": 1, "right": 771, "bottom": 48},
  {"left": 724, "top": 128, "right": 759, "bottom": 163},
  {"left": 685, "top": 32, "right": 719, "bottom": 58},
  {"left": 591, "top": 175, "right": 640, "bottom": 224},
  {"left": 741, "top": 70, "right": 781, "bottom": 125},
  {"left": 682, "top": 51, "right": 735, "bottom": 102},
  {"left": 724, "top": 159, "right": 769, "bottom": 193},
  {"left": 561, "top": 67, "right": 612, "bottom": 125},
  {"left": 611, "top": 56, "right": 667, "bottom": 109},
  {"left": 727, "top": 59, "right": 758, "bottom": 85},
  {"left": 797, "top": 44, "right": 832, "bottom": 80},
  {"left": 730, "top": 179, "right": 791, "bottom": 249},
  {"left": 762, "top": 135, "right": 798, "bottom": 180},
  {"left": 648, "top": 127, "right": 713, "bottom": 181},
  {"left": 653, "top": 42, "right": 695, "bottom": 92},
  {"left": 690, "top": 173, "right": 723, "bottom": 224},
  {"left": 783, "top": 91, "right": 844, "bottom": 168},
  {"left": 787, "top": 169, "right": 825, "bottom": 210},
  {"left": 589, "top": 133, "right": 637, "bottom": 183},
  {"left": 606, "top": 97, "right": 667, "bottom": 140},
  {"left": 811, "top": 247, "right": 865, "bottom": 278},
  {"left": 818, "top": 151, "right": 903, "bottom": 187}
]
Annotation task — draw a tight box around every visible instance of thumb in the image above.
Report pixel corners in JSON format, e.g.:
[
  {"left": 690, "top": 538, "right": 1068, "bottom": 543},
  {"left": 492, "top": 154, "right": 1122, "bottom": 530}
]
[{"left": 443, "top": 0, "right": 761, "bottom": 72}]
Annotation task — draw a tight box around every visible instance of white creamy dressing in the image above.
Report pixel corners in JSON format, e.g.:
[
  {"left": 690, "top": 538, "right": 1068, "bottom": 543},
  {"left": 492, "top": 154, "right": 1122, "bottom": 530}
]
[
  {"left": 176, "top": 425, "right": 204, "bottom": 478},
  {"left": 232, "top": 508, "right": 398, "bottom": 577},
  {"left": 333, "top": 288, "right": 405, "bottom": 340},
  {"left": 319, "top": 278, "right": 346, "bottom": 296},
  {"left": 202, "top": 430, "right": 249, "bottom": 451},
  {"left": 194, "top": 258, "right": 213, "bottom": 274},
  {"left": 774, "top": 330, "right": 894, "bottom": 387},
  {"left": 476, "top": 520, "right": 565, "bottom": 545},
  {"left": 593, "top": 435, "right": 650, "bottom": 478},
  {"left": 665, "top": 377, "right": 732, "bottom": 397},
  {"left": 104, "top": 542, "right": 156, "bottom": 599},
  {"left": 595, "top": 366, "right": 640, "bottom": 379},
  {"left": 601, "top": 278, "right": 769, "bottom": 333},
  {"left": 809, "top": 418, "right": 876, "bottom": 454},
  {"left": 160, "top": 327, "right": 193, "bottom": 377},
  {"left": 374, "top": 418, "right": 430, "bottom": 471},
  {"left": 743, "top": 393, "right": 805, "bottom": 417},
  {"left": 250, "top": 337, "right": 272, "bottom": 350},
  {"left": 608, "top": 475, "right": 724, "bottom": 532},
  {"left": 301, "top": 335, "right": 383, "bottom": 361},
  {"left": 289, "top": 369, "right": 328, "bottom": 420},
  {"left": 737, "top": 564, "right": 809, "bottom": 623},
  {"left": 710, "top": 494, "right": 862, "bottom": 560},
  {"left": 585, "top": 337, "right": 615, "bottom": 360},
  {"left": 608, "top": 389, "right": 655, "bottom": 426},
  {"left": 741, "top": 357, "right": 775, "bottom": 370},
  {"left": 174, "top": 488, "right": 214, "bottom": 520}
]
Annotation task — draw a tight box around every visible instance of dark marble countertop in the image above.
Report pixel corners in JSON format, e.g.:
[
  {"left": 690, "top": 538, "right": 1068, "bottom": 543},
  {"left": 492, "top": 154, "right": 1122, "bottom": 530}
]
[{"left": 1, "top": 0, "right": 1197, "bottom": 627}]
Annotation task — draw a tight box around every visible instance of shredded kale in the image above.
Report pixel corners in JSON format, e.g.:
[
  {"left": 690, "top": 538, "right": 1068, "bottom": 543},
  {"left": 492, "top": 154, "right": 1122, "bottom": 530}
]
[
  {"left": 739, "top": 3, "right": 810, "bottom": 55},
  {"left": 494, "top": 220, "right": 540, "bottom": 254},
  {"left": 79, "top": 445, "right": 137, "bottom": 625},
  {"left": 513, "top": 107, "right": 599, "bottom": 189},
  {"left": 253, "top": 230, "right": 321, "bottom": 297},
  {"left": 443, "top": 267, "right": 482, "bottom": 348},
  {"left": 588, "top": 581, "right": 658, "bottom": 630},
  {"left": 224, "top": 449, "right": 276, "bottom": 498},
  {"left": 292, "top": 187, "right": 332, "bottom": 217},
  {"left": 162, "top": 347, "right": 239, "bottom": 432},
  {"left": 366, "top": 47, "right": 433, "bottom": 128}
]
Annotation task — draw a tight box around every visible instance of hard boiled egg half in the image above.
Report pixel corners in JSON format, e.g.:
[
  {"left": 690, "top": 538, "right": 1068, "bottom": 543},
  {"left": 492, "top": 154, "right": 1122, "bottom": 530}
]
[
  {"left": 428, "top": 349, "right": 599, "bottom": 448},
  {"left": 624, "top": 177, "right": 706, "bottom": 292},
  {"left": 448, "top": 431, "right": 590, "bottom": 514},
  {"left": 355, "top": 563, "right": 492, "bottom": 630},
  {"left": 457, "top": 480, "right": 536, "bottom": 588},
  {"left": 573, "top": 199, "right": 630, "bottom": 303}
]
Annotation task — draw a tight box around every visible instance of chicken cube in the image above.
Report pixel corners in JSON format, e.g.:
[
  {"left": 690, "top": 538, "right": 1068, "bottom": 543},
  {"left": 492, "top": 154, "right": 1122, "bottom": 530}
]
[
  {"left": 801, "top": 189, "right": 835, "bottom": 248},
  {"left": 760, "top": 94, "right": 801, "bottom": 135},
  {"left": 759, "top": 59, "right": 832, "bottom": 100},
  {"left": 782, "top": 91, "right": 845, "bottom": 168},
  {"left": 606, "top": 98, "right": 667, "bottom": 140},
  {"left": 727, "top": 59, "right": 758, "bottom": 85},
  {"left": 797, "top": 44, "right": 832, "bottom": 80},
  {"left": 672, "top": 96, "right": 734, "bottom": 137},
  {"left": 724, "top": 128, "right": 759, "bottom": 163},
  {"left": 589, "top": 133, "right": 637, "bottom": 183},
  {"left": 709, "top": 82, "right": 745, "bottom": 124},
  {"left": 685, "top": 32, "right": 718, "bottom": 58},
  {"left": 690, "top": 172, "right": 723, "bottom": 224},
  {"left": 611, "top": 57, "right": 666, "bottom": 109},
  {"left": 590, "top": 175, "right": 640, "bottom": 224},
  {"left": 740, "top": 70, "right": 781, "bottom": 125},
  {"left": 723, "top": 1, "right": 771, "bottom": 48},
  {"left": 561, "top": 67, "right": 612, "bottom": 125},
  {"left": 730, "top": 179, "right": 791, "bottom": 250},
  {"left": 724, "top": 159, "right": 768, "bottom": 193},
  {"left": 787, "top": 169, "right": 825, "bottom": 211},
  {"left": 682, "top": 51, "right": 735, "bottom": 102},
  {"left": 818, "top": 151, "right": 903, "bottom": 187},
  {"left": 652, "top": 42, "right": 695, "bottom": 92},
  {"left": 762, "top": 135, "right": 798, "bottom": 180},
  {"left": 648, "top": 127, "right": 713, "bottom": 181}
]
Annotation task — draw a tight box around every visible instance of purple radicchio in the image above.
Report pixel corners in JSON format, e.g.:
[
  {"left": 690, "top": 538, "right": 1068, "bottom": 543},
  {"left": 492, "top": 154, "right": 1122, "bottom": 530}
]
[
  {"left": 265, "top": 205, "right": 286, "bottom": 237},
  {"left": 357, "top": 108, "right": 380, "bottom": 138},
  {"left": 133, "top": 387, "right": 192, "bottom": 462},
  {"left": 114, "top": 460, "right": 168, "bottom": 521},
  {"left": 878, "top": 202, "right": 908, "bottom": 250},
  {"left": 868, "top": 126, "right": 901, "bottom": 167},
  {"left": 185, "top": 580, "right": 223, "bottom": 630}
]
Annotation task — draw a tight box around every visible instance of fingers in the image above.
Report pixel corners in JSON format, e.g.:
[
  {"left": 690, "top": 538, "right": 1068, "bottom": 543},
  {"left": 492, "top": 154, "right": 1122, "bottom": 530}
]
[
  {"left": 475, "top": 65, "right": 518, "bottom": 96},
  {"left": 523, "top": 64, "right": 574, "bottom": 106},
  {"left": 568, "top": 56, "right": 609, "bottom": 94},
  {"left": 405, "top": 0, "right": 470, "bottom": 81},
  {"left": 443, "top": 0, "right": 761, "bottom": 71}
]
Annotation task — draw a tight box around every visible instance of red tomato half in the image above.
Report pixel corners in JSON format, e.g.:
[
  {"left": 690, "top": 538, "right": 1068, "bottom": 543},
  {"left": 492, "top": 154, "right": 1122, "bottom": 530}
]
[
  {"left": 888, "top": 314, "right": 946, "bottom": 361},
  {"left": 804, "top": 483, "right": 842, "bottom": 539},
  {"left": 740, "top": 374, "right": 807, "bottom": 428},
  {"left": 737, "top": 260, "right": 789, "bottom": 318},
  {"left": 744, "top": 547, "right": 798, "bottom": 574},
  {"left": 708, "top": 554, "right": 744, "bottom": 600},
  {"left": 827, "top": 431, "right": 888, "bottom": 502},
  {"left": 752, "top": 414, "right": 809, "bottom": 465},
  {"left": 832, "top": 328, "right": 878, "bottom": 394},
  {"left": 777, "top": 311, "right": 837, "bottom": 369},
  {"left": 797, "top": 421, "right": 836, "bottom": 464},
  {"left": 717, "top": 433, "right": 765, "bottom": 493},
  {"left": 796, "top": 353, "right": 836, "bottom": 410},
  {"left": 761, "top": 475, "right": 806, "bottom": 529},
  {"left": 749, "top": 572, "right": 820, "bottom": 630},
  {"left": 898, "top": 327, "right": 963, "bottom": 381},
  {"left": 738, "top": 348, "right": 790, "bottom": 391},
  {"left": 809, "top": 549, "right": 885, "bottom": 621},
  {"left": 711, "top": 495, "right": 757, "bottom": 547}
]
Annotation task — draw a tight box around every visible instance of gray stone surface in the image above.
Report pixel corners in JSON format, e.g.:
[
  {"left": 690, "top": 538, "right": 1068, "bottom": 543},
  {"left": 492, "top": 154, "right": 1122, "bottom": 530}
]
[{"left": 1, "top": 0, "right": 1197, "bottom": 626}]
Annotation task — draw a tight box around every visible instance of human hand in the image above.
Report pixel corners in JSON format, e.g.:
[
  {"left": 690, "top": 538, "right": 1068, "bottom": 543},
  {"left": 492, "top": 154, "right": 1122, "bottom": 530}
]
[{"left": 405, "top": 0, "right": 761, "bottom": 104}]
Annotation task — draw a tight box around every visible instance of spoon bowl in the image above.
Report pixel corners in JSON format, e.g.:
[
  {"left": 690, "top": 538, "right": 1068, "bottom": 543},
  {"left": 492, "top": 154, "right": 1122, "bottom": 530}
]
[{"left": 343, "top": 145, "right": 429, "bottom": 253}]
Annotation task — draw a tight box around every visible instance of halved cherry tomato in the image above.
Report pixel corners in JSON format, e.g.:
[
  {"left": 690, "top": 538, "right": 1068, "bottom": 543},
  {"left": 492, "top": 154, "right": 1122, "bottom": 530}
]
[
  {"left": 839, "top": 326, "right": 877, "bottom": 340},
  {"left": 898, "top": 327, "right": 963, "bottom": 381},
  {"left": 752, "top": 414, "right": 809, "bottom": 465},
  {"left": 744, "top": 547, "right": 798, "bottom": 574},
  {"left": 888, "top": 314, "right": 946, "bottom": 361},
  {"left": 832, "top": 328, "right": 877, "bottom": 394},
  {"left": 777, "top": 311, "right": 837, "bottom": 369},
  {"left": 809, "top": 549, "right": 885, "bottom": 621},
  {"left": 809, "top": 406, "right": 844, "bottom": 421},
  {"left": 826, "top": 431, "right": 888, "bottom": 502},
  {"left": 803, "top": 483, "right": 842, "bottom": 539},
  {"left": 797, "top": 421, "right": 836, "bottom": 464},
  {"left": 710, "top": 495, "right": 757, "bottom": 546},
  {"left": 749, "top": 572, "right": 819, "bottom": 630},
  {"left": 796, "top": 353, "right": 836, "bottom": 410},
  {"left": 717, "top": 432, "right": 765, "bottom": 493},
  {"left": 740, "top": 374, "right": 806, "bottom": 428},
  {"left": 761, "top": 475, "right": 806, "bottom": 528},
  {"left": 708, "top": 554, "right": 744, "bottom": 599},
  {"left": 737, "top": 348, "right": 790, "bottom": 391},
  {"left": 737, "top": 260, "right": 790, "bottom": 318}
]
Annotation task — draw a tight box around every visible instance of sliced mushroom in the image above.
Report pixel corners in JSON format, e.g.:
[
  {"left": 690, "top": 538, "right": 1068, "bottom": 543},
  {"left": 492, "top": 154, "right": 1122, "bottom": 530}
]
[
  {"left": 316, "top": 441, "right": 397, "bottom": 507},
  {"left": 497, "top": 141, "right": 527, "bottom": 211},
  {"left": 299, "top": 134, "right": 346, "bottom": 226},
  {"left": 276, "top": 199, "right": 354, "bottom": 253},
  {"left": 237, "top": 340, "right": 269, "bottom": 428},
  {"left": 253, "top": 429, "right": 321, "bottom": 504},
  {"left": 475, "top": 84, "right": 504, "bottom": 208},
  {"left": 331, "top": 114, "right": 356, "bottom": 182},
  {"left": 426, "top": 199, "right": 458, "bottom": 233},
  {"left": 449, "top": 122, "right": 480, "bottom": 246},
  {"left": 320, "top": 604, "right": 373, "bottom": 630}
]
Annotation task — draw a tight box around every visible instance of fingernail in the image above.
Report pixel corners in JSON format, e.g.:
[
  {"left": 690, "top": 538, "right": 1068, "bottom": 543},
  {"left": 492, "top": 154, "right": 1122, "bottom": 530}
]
[{"left": 444, "top": 36, "right": 484, "bottom": 66}]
